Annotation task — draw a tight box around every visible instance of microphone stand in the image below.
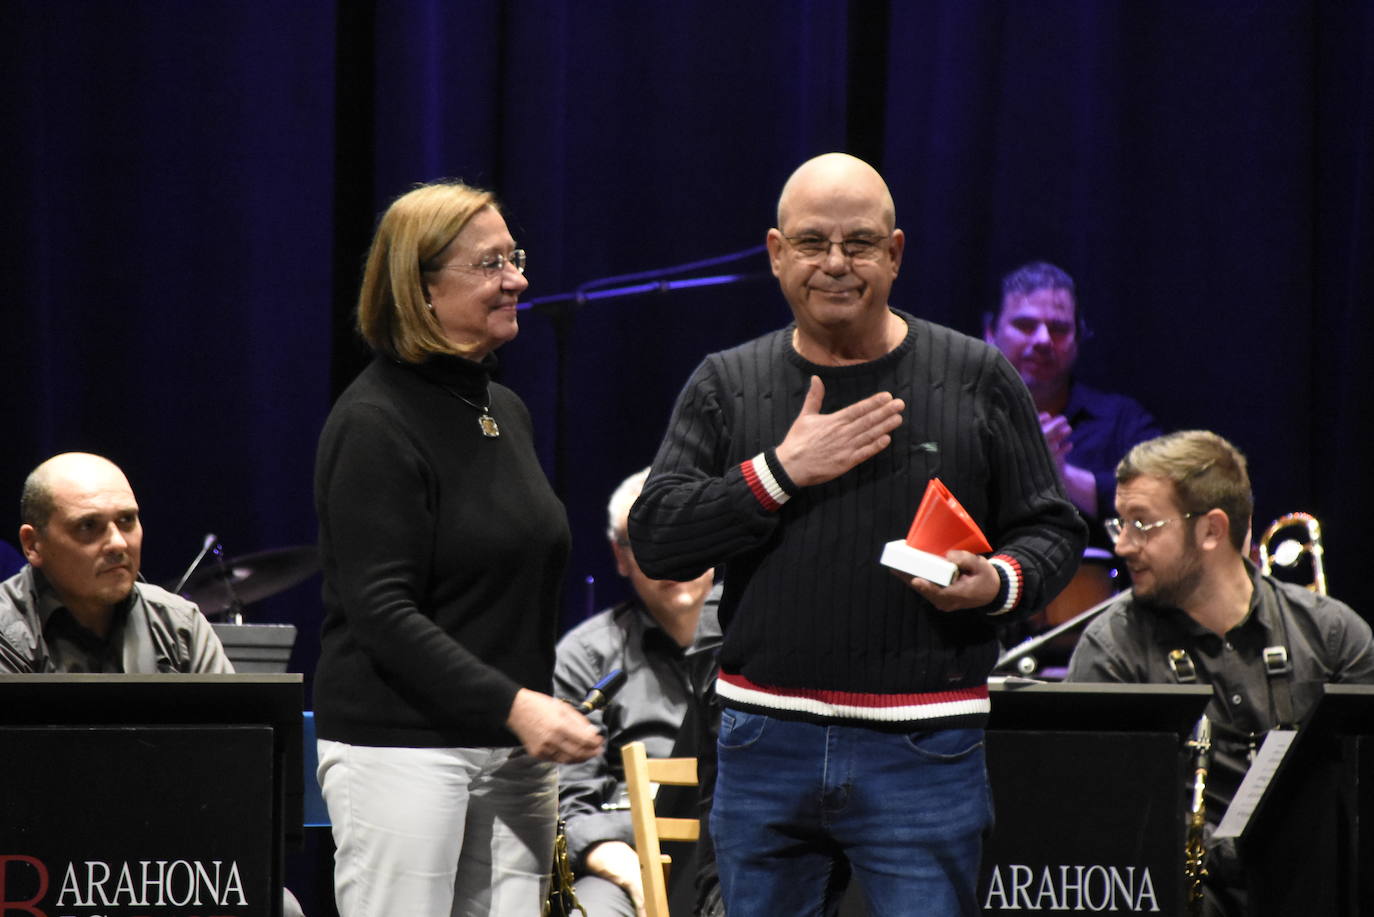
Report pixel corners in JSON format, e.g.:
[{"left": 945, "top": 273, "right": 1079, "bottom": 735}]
[
  {"left": 211, "top": 542, "right": 249, "bottom": 625},
  {"left": 520, "top": 244, "right": 769, "bottom": 315},
  {"left": 172, "top": 533, "right": 219, "bottom": 595},
  {"left": 521, "top": 269, "right": 770, "bottom": 314},
  {"left": 517, "top": 245, "right": 770, "bottom": 497},
  {"left": 994, "top": 589, "right": 1131, "bottom": 675}
]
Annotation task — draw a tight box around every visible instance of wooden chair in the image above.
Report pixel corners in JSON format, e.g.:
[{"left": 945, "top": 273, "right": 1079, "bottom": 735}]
[{"left": 620, "top": 740, "right": 700, "bottom": 917}]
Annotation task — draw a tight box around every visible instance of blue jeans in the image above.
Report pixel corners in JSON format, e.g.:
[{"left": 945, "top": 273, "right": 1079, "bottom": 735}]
[{"left": 711, "top": 709, "right": 992, "bottom": 917}]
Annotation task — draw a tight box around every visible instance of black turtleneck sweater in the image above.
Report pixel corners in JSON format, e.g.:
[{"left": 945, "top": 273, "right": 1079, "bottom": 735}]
[{"left": 313, "top": 353, "right": 570, "bottom": 748}]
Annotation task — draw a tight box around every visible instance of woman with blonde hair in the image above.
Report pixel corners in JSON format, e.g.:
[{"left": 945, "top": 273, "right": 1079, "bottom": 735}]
[{"left": 313, "top": 180, "right": 602, "bottom": 916}]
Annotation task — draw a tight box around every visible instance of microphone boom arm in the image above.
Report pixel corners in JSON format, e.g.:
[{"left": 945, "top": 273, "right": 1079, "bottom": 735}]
[{"left": 995, "top": 589, "right": 1131, "bottom": 673}]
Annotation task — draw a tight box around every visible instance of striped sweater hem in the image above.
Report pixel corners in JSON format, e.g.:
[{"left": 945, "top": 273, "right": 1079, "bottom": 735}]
[{"left": 716, "top": 670, "right": 990, "bottom": 727}]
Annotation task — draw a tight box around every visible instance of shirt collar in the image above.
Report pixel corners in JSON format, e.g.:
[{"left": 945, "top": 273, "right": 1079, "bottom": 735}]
[
  {"left": 32, "top": 567, "right": 67, "bottom": 629},
  {"left": 408, "top": 350, "right": 498, "bottom": 401},
  {"left": 32, "top": 567, "right": 135, "bottom": 635},
  {"left": 1158, "top": 559, "right": 1274, "bottom": 642},
  {"left": 627, "top": 590, "right": 724, "bottom": 657},
  {"left": 627, "top": 600, "right": 684, "bottom": 656},
  {"left": 1062, "top": 379, "right": 1095, "bottom": 423},
  {"left": 1242, "top": 558, "right": 1285, "bottom": 641}
]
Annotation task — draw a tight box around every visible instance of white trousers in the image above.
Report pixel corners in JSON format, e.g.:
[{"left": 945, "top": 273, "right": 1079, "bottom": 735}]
[{"left": 317, "top": 740, "right": 557, "bottom": 917}]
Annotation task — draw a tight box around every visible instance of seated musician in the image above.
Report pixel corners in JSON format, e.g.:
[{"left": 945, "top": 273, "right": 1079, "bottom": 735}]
[
  {"left": 0, "top": 452, "right": 232, "bottom": 673},
  {"left": 1066, "top": 430, "right": 1374, "bottom": 916},
  {"left": 0, "top": 452, "right": 308, "bottom": 916},
  {"left": 553, "top": 468, "right": 719, "bottom": 917},
  {"left": 984, "top": 261, "right": 1161, "bottom": 534}
]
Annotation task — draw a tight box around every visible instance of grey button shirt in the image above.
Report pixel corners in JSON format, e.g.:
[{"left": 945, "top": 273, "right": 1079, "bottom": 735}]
[
  {"left": 553, "top": 587, "right": 721, "bottom": 873},
  {"left": 0, "top": 565, "right": 234, "bottom": 674}
]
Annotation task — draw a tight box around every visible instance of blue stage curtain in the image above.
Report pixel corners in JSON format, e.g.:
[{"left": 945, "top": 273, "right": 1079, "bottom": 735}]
[
  {"left": 0, "top": 1, "right": 337, "bottom": 646},
  {"left": 2, "top": 0, "right": 1372, "bottom": 662}
]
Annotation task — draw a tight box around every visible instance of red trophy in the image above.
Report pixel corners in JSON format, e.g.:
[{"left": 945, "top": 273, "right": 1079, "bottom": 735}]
[{"left": 880, "top": 477, "right": 992, "bottom": 585}]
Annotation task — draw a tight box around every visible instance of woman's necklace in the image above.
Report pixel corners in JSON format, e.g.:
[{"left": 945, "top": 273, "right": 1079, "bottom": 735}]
[{"left": 441, "top": 385, "right": 500, "bottom": 438}]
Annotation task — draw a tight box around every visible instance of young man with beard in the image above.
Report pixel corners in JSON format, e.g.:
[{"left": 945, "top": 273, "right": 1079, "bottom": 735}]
[{"left": 1067, "top": 430, "right": 1374, "bottom": 916}]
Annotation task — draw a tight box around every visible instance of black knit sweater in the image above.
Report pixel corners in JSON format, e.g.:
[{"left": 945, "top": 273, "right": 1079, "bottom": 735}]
[
  {"left": 313, "top": 353, "right": 570, "bottom": 747},
  {"left": 629, "top": 312, "right": 1085, "bottom": 729}
]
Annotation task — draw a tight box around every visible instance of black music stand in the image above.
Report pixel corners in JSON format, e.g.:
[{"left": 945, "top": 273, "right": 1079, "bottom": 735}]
[
  {"left": 978, "top": 682, "right": 1212, "bottom": 916},
  {"left": 0, "top": 674, "right": 302, "bottom": 917},
  {"left": 1240, "top": 683, "right": 1374, "bottom": 917}
]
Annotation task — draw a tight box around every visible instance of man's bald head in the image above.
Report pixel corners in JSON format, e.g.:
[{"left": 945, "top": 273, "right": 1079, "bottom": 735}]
[
  {"left": 21, "top": 453, "right": 133, "bottom": 530},
  {"left": 18, "top": 453, "right": 144, "bottom": 620},
  {"left": 775, "top": 153, "right": 896, "bottom": 233}
]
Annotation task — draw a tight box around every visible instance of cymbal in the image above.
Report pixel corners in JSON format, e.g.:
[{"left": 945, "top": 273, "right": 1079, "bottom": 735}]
[{"left": 175, "top": 545, "right": 320, "bottom": 616}]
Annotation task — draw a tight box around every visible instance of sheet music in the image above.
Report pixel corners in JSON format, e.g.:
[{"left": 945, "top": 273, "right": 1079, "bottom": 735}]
[{"left": 1213, "top": 729, "right": 1298, "bottom": 839}]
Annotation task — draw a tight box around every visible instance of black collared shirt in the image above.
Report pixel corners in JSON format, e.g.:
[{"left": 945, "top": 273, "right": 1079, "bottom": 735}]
[
  {"left": 1067, "top": 562, "right": 1374, "bottom": 810},
  {"left": 42, "top": 600, "right": 133, "bottom": 673}
]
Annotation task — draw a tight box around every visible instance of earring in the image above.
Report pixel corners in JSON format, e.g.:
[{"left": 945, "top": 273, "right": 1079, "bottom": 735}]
[{"left": 426, "top": 302, "right": 434, "bottom": 311}]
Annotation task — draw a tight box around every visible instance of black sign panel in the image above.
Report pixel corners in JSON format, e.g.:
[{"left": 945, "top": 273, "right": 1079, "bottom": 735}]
[
  {"left": 979, "top": 730, "right": 1186, "bottom": 915},
  {"left": 0, "top": 726, "right": 274, "bottom": 917}
]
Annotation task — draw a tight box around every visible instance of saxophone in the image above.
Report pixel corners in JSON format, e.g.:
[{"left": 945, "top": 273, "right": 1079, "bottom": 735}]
[
  {"left": 1183, "top": 716, "right": 1212, "bottom": 914},
  {"left": 543, "top": 818, "right": 588, "bottom": 917}
]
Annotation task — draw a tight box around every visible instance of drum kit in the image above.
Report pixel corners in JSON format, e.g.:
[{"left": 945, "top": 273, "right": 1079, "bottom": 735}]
[{"left": 169, "top": 536, "right": 319, "bottom": 622}]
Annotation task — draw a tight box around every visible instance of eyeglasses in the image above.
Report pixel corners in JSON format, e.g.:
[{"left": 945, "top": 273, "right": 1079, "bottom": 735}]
[
  {"left": 1103, "top": 512, "right": 1198, "bottom": 543},
  {"left": 431, "top": 249, "right": 527, "bottom": 277},
  {"left": 781, "top": 233, "right": 889, "bottom": 263}
]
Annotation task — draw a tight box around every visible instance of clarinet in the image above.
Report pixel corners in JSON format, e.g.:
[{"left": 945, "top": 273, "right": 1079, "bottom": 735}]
[{"left": 1183, "top": 716, "right": 1212, "bottom": 915}]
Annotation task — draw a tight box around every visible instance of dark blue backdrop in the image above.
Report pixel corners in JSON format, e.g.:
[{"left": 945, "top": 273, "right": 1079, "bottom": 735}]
[{"left": 4, "top": 1, "right": 1372, "bottom": 695}]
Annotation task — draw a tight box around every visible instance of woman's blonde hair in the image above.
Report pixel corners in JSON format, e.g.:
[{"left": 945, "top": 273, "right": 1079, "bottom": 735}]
[{"left": 357, "top": 180, "right": 497, "bottom": 362}]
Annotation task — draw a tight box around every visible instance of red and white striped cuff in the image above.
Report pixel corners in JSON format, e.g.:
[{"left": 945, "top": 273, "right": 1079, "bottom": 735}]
[
  {"left": 988, "top": 554, "right": 1023, "bottom": 615},
  {"left": 741, "top": 453, "right": 790, "bottom": 511}
]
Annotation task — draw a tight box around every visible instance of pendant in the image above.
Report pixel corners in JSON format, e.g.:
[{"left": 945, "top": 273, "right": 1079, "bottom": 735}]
[{"left": 478, "top": 414, "right": 501, "bottom": 438}]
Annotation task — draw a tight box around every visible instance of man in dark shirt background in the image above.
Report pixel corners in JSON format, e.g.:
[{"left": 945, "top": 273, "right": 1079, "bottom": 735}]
[{"left": 984, "top": 261, "right": 1162, "bottom": 531}]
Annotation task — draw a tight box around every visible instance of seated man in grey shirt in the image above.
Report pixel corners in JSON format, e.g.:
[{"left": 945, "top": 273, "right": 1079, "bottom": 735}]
[
  {"left": 0, "top": 452, "right": 309, "bottom": 917},
  {"left": 0, "top": 452, "right": 232, "bottom": 674},
  {"left": 554, "top": 468, "right": 720, "bottom": 917}
]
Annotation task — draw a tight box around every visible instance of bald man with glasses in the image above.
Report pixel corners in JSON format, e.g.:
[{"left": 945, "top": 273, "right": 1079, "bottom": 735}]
[{"left": 630, "top": 153, "right": 1085, "bottom": 916}]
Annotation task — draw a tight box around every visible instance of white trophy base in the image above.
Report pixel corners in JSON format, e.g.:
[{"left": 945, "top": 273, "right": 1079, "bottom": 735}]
[{"left": 880, "top": 540, "right": 958, "bottom": 586}]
